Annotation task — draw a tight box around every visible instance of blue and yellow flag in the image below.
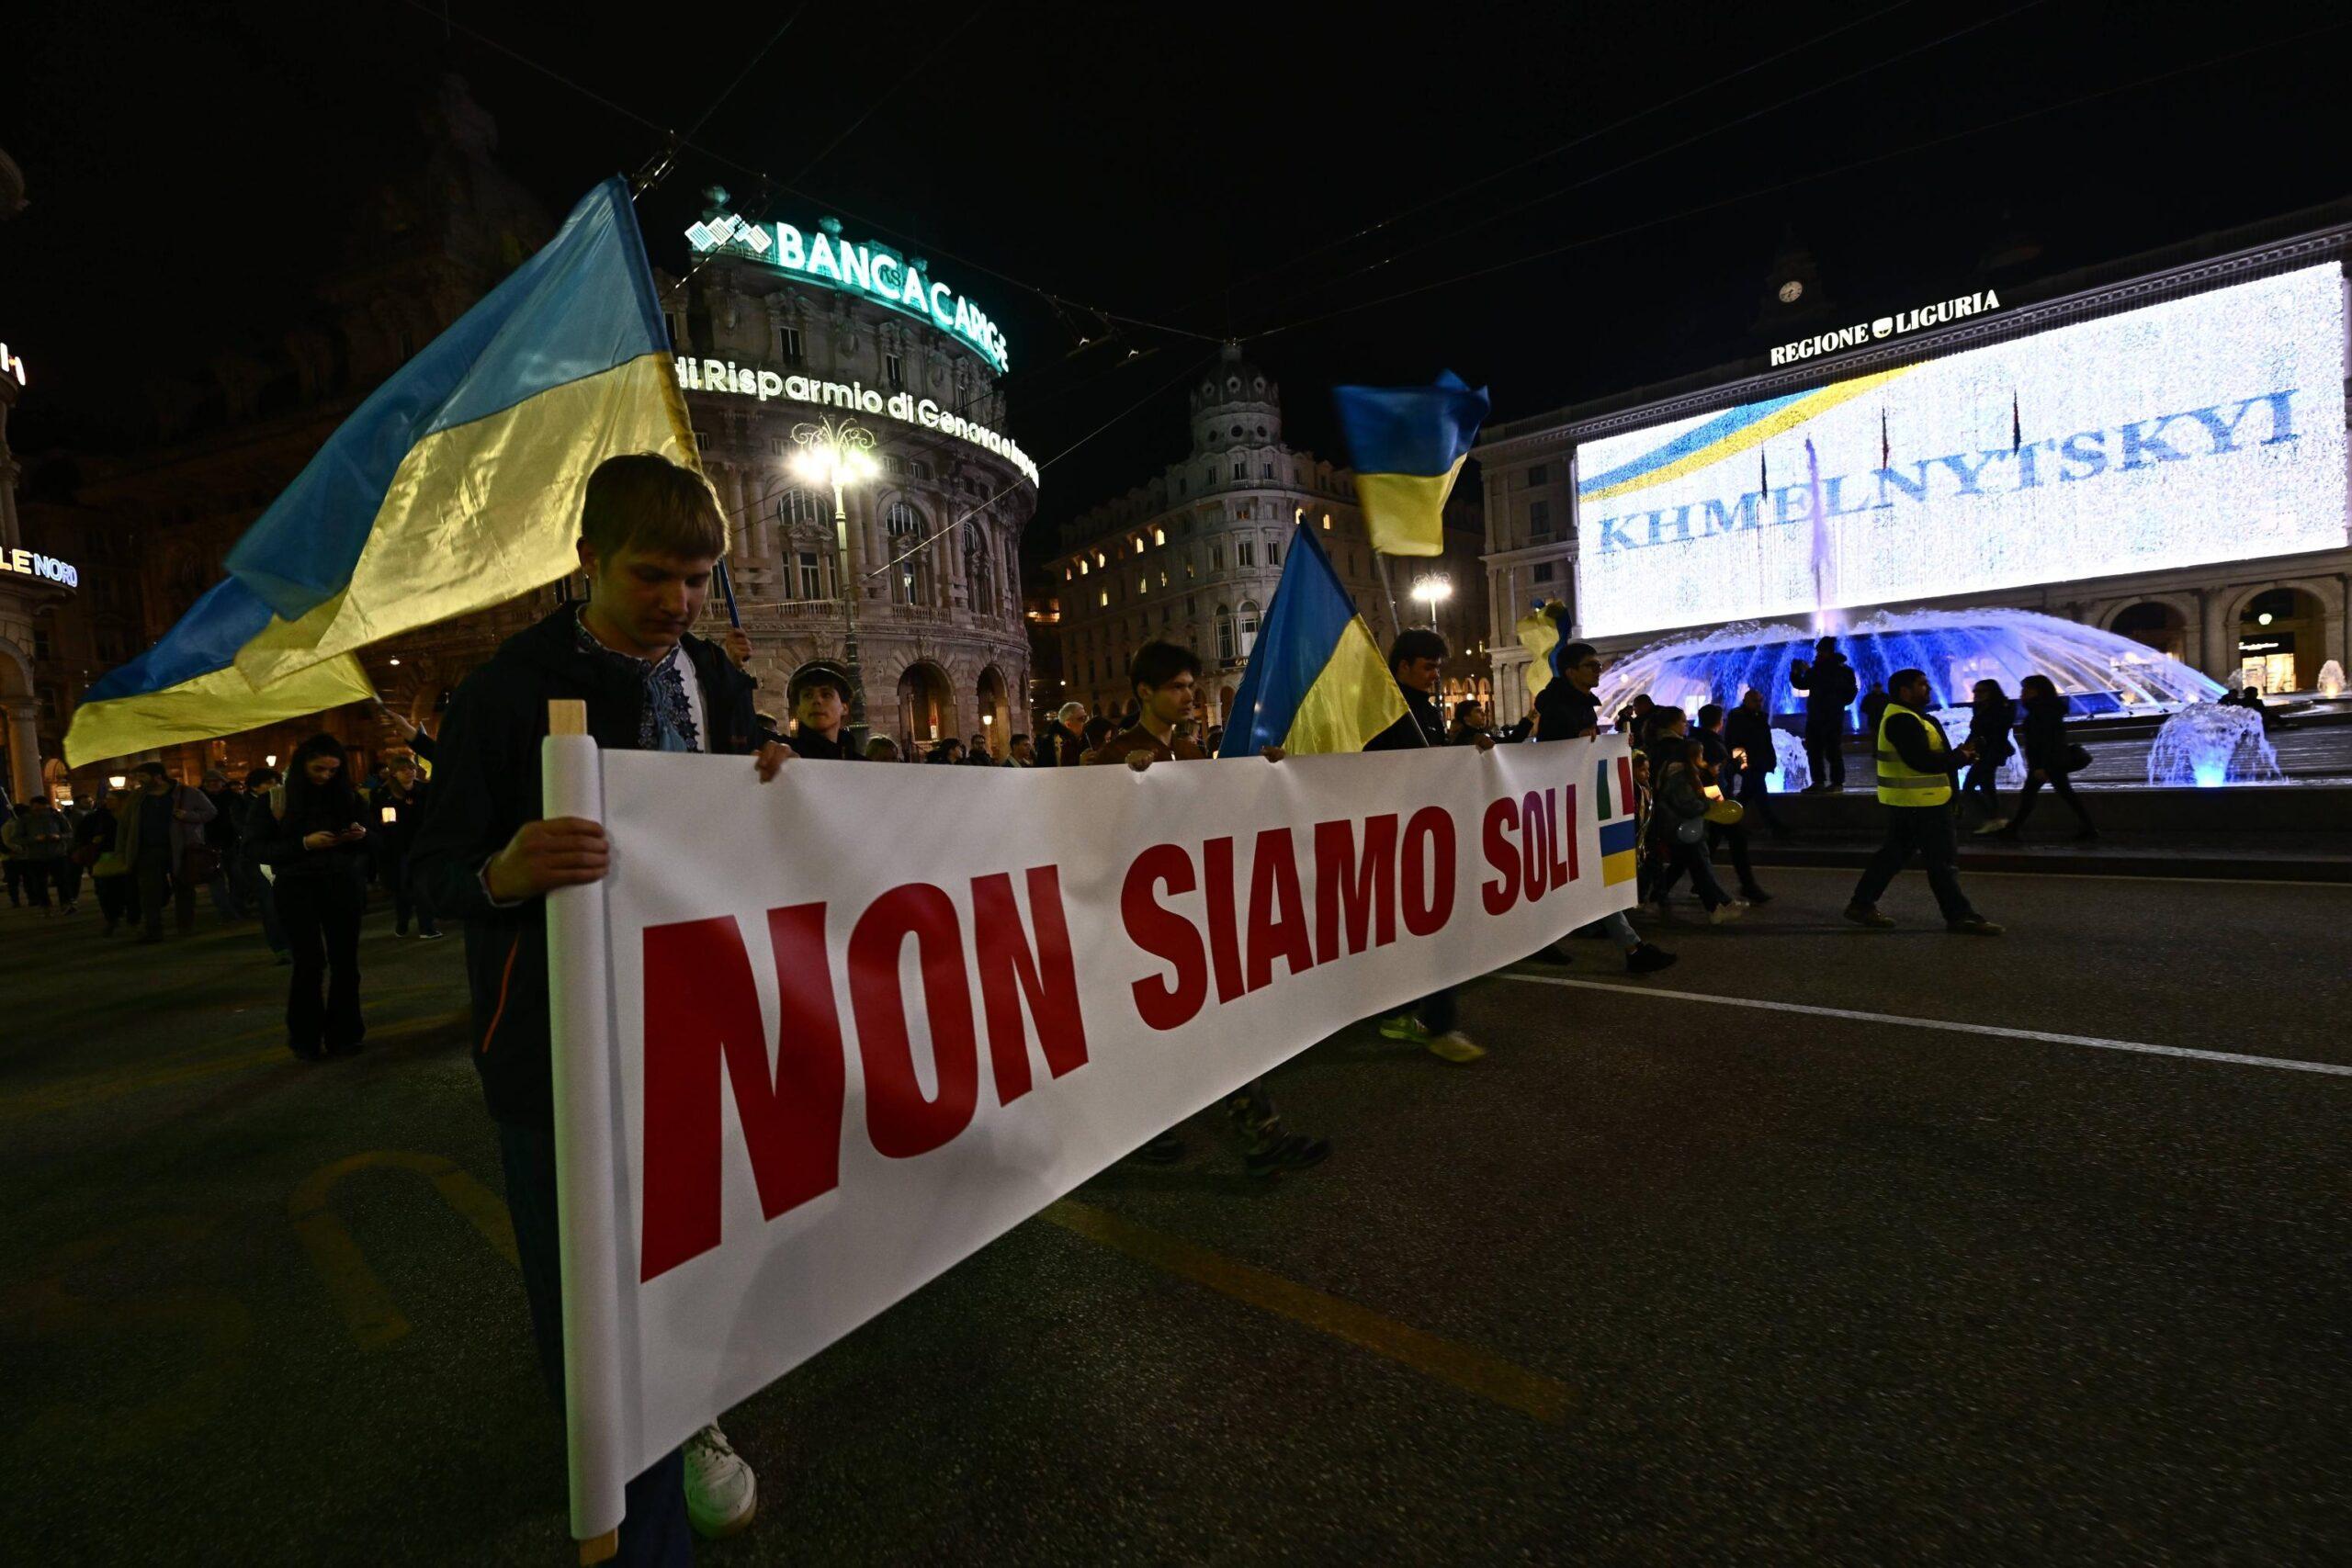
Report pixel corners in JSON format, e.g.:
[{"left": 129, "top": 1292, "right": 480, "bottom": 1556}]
[
  {"left": 66, "top": 177, "right": 692, "bottom": 766},
  {"left": 1216, "top": 525, "right": 1404, "bottom": 758},
  {"left": 1332, "top": 370, "right": 1489, "bottom": 558},
  {"left": 1518, "top": 600, "right": 1566, "bottom": 701}
]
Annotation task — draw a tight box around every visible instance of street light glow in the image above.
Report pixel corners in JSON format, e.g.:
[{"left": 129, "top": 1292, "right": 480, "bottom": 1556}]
[{"left": 1411, "top": 574, "right": 1453, "bottom": 605}]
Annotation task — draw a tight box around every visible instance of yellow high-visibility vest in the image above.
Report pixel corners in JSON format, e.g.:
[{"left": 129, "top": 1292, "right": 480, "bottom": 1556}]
[{"left": 1875, "top": 704, "right": 1954, "bottom": 807}]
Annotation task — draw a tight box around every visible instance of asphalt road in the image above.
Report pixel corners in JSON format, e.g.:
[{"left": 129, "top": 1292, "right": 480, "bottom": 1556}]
[{"left": 3, "top": 866, "right": 2346, "bottom": 1565}]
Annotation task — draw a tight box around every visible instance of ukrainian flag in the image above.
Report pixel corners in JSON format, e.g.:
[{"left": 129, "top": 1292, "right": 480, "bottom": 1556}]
[
  {"left": 1517, "top": 601, "right": 1566, "bottom": 701},
  {"left": 1595, "top": 752, "right": 1640, "bottom": 886},
  {"left": 65, "top": 177, "right": 692, "bottom": 766},
  {"left": 1216, "top": 525, "right": 1405, "bottom": 758},
  {"left": 1332, "top": 371, "right": 1489, "bottom": 557}
]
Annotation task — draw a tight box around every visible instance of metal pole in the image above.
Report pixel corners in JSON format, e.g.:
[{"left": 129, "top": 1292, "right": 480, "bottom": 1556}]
[{"left": 833, "top": 479, "right": 868, "bottom": 733}]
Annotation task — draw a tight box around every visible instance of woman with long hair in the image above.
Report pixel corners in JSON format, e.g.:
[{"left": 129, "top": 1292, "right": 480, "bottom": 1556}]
[
  {"left": 1998, "top": 674, "right": 2097, "bottom": 840},
  {"left": 251, "top": 733, "right": 373, "bottom": 1059},
  {"left": 1962, "top": 678, "right": 2017, "bottom": 834}
]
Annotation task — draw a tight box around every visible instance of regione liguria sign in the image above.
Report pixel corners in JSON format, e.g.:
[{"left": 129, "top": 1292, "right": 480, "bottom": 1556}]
[{"left": 542, "top": 735, "right": 1636, "bottom": 1543}]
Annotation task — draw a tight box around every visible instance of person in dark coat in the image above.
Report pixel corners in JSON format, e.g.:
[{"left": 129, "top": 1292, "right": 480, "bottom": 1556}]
[
  {"left": 1532, "top": 642, "right": 1604, "bottom": 741},
  {"left": 407, "top": 454, "right": 782, "bottom": 1556},
  {"left": 1723, "top": 687, "right": 1785, "bottom": 833},
  {"left": 1997, "top": 674, "right": 2097, "bottom": 839},
  {"left": 250, "top": 733, "right": 373, "bottom": 1058},
  {"left": 1696, "top": 704, "right": 1769, "bottom": 903},
  {"left": 1961, "top": 679, "right": 2017, "bottom": 833},
  {"left": 233, "top": 766, "right": 291, "bottom": 961},
  {"left": 369, "top": 754, "right": 439, "bottom": 937},
  {"left": 126, "top": 761, "right": 215, "bottom": 942},
  {"left": 1788, "top": 637, "right": 1859, "bottom": 791},
  {"left": 784, "top": 666, "right": 864, "bottom": 761}
]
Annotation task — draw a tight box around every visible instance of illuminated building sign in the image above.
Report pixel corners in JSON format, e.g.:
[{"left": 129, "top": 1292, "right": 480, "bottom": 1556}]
[
  {"left": 1770, "top": 290, "right": 2003, "bottom": 367},
  {"left": 0, "top": 341, "right": 23, "bottom": 385},
  {"left": 1576, "top": 266, "right": 2347, "bottom": 639},
  {"left": 686, "top": 213, "right": 1011, "bottom": 373},
  {"left": 0, "top": 547, "right": 76, "bottom": 587},
  {"left": 676, "top": 357, "right": 1040, "bottom": 489}
]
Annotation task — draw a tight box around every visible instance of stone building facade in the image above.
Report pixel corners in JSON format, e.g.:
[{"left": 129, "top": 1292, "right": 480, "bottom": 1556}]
[
  {"left": 1046, "top": 346, "right": 1487, "bottom": 728},
  {"left": 655, "top": 194, "right": 1035, "bottom": 756}
]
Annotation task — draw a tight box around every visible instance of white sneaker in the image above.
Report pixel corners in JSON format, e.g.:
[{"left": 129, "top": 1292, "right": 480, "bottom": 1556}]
[
  {"left": 684, "top": 1422, "right": 757, "bottom": 1539},
  {"left": 1709, "top": 901, "right": 1747, "bottom": 925}
]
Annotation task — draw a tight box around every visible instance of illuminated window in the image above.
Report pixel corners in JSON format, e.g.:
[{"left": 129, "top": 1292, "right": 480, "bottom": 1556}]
[
  {"left": 1138, "top": 575, "right": 1148, "bottom": 595},
  {"left": 1100, "top": 590, "right": 1109, "bottom": 607},
  {"left": 1078, "top": 558, "right": 1089, "bottom": 576},
  {"left": 1152, "top": 526, "right": 1165, "bottom": 546},
  {"left": 1095, "top": 550, "right": 1106, "bottom": 568},
  {"left": 1134, "top": 536, "right": 1147, "bottom": 555},
  {"left": 1321, "top": 514, "right": 1332, "bottom": 530},
  {"left": 1064, "top": 567, "right": 1072, "bottom": 581}
]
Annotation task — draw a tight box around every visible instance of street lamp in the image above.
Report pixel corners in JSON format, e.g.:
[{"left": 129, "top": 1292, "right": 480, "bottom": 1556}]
[
  {"left": 1409, "top": 573, "right": 1453, "bottom": 627},
  {"left": 790, "top": 417, "right": 881, "bottom": 728}
]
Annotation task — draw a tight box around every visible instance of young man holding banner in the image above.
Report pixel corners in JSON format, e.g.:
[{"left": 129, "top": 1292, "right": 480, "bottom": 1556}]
[
  {"left": 411, "top": 454, "right": 789, "bottom": 1560},
  {"left": 1087, "top": 640, "right": 1332, "bottom": 1178}
]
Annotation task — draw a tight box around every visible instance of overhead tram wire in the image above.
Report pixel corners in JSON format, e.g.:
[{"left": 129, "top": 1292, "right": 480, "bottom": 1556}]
[
  {"left": 1163, "top": 0, "right": 1922, "bottom": 322},
  {"left": 1244, "top": 14, "right": 2352, "bottom": 347},
  {"left": 390, "top": 0, "right": 1221, "bottom": 354},
  {"left": 864, "top": 345, "right": 1224, "bottom": 587},
  {"left": 1231, "top": 0, "right": 2048, "bottom": 339}
]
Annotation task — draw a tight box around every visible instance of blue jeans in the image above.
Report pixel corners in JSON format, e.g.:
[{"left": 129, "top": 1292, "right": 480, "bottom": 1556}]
[{"left": 497, "top": 1122, "right": 692, "bottom": 1566}]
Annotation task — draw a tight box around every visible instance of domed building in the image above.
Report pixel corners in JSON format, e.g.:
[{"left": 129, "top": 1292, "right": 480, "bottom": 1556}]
[
  {"left": 659, "top": 193, "right": 1036, "bottom": 755},
  {"left": 1046, "top": 344, "right": 1488, "bottom": 728}
]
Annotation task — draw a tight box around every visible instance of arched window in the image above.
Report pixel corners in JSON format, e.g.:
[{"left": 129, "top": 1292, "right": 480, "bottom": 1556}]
[
  {"left": 887, "top": 501, "right": 929, "bottom": 605},
  {"left": 1216, "top": 604, "right": 1235, "bottom": 663},
  {"left": 1238, "top": 600, "right": 1261, "bottom": 657},
  {"left": 779, "top": 488, "right": 823, "bottom": 527}
]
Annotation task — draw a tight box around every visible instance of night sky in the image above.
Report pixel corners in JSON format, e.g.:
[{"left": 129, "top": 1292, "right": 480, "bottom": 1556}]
[{"left": 7, "top": 0, "right": 2348, "bottom": 553}]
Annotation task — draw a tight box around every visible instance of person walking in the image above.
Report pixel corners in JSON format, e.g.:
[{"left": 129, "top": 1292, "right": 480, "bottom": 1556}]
[
  {"left": 1723, "top": 687, "right": 1786, "bottom": 835},
  {"left": 1962, "top": 679, "right": 2017, "bottom": 834},
  {"left": 1649, "top": 728, "right": 1747, "bottom": 924},
  {"left": 251, "top": 734, "right": 373, "bottom": 1059},
  {"left": 1859, "top": 682, "right": 1893, "bottom": 739},
  {"left": 1036, "top": 701, "right": 1088, "bottom": 767},
  {"left": 1088, "top": 640, "right": 1333, "bottom": 1177},
  {"left": 1789, "top": 636, "right": 1859, "bottom": 791},
  {"left": 1845, "top": 667, "right": 2003, "bottom": 933},
  {"left": 370, "top": 754, "right": 441, "bottom": 939},
  {"left": 1532, "top": 641, "right": 1604, "bottom": 740},
  {"left": 1997, "top": 673, "right": 2097, "bottom": 840},
  {"left": 232, "top": 766, "right": 292, "bottom": 963},
  {"left": 1370, "top": 629, "right": 1488, "bottom": 1064},
  {"left": 1, "top": 796, "right": 73, "bottom": 912},
  {"left": 1696, "top": 704, "right": 1770, "bottom": 904},
  {"left": 199, "top": 770, "right": 247, "bottom": 920},
  {"left": 126, "top": 762, "right": 215, "bottom": 943},
  {"left": 85, "top": 788, "right": 140, "bottom": 934},
  {"left": 409, "top": 454, "right": 780, "bottom": 1557}
]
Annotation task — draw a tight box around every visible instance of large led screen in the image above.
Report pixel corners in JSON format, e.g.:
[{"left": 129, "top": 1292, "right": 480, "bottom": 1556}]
[{"left": 1572, "top": 265, "right": 2348, "bottom": 639}]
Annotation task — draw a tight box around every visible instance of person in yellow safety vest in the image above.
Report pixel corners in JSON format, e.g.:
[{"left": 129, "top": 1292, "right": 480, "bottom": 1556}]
[{"left": 1842, "top": 666, "right": 2005, "bottom": 935}]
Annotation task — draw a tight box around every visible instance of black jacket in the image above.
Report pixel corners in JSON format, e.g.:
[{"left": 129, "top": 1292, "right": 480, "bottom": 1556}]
[
  {"left": 787, "top": 727, "right": 864, "bottom": 761},
  {"left": 1532, "top": 677, "right": 1600, "bottom": 741},
  {"left": 408, "top": 608, "right": 759, "bottom": 1130},
  {"left": 2017, "top": 694, "right": 2071, "bottom": 772},
  {"left": 1791, "top": 652, "right": 1858, "bottom": 724},
  {"left": 1037, "top": 725, "right": 1086, "bottom": 768},
  {"left": 1965, "top": 696, "right": 2016, "bottom": 761},
  {"left": 250, "top": 789, "right": 374, "bottom": 884},
  {"left": 1724, "top": 706, "right": 1777, "bottom": 772},
  {"left": 1366, "top": 685, "right": 1446, "bottom": 751}
]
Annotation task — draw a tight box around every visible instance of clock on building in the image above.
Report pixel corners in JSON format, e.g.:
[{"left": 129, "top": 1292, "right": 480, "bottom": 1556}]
[{"left": 1776, "top": 279, "right": 1804, "bottom": 304}]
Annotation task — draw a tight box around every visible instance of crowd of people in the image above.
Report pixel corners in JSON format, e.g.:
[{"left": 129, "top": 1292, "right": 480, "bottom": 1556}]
[{"left": 5, "top": 455, "right": 2113, "bottom": 1562}]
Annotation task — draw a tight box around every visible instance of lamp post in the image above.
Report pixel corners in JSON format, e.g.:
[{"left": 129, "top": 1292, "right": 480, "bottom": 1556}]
[
  {"left": 790, "top": 417, "right": 880, "bottom": 728},
  {"left": 1409, "top": 572, "right": 1453, "bottom": 629}
]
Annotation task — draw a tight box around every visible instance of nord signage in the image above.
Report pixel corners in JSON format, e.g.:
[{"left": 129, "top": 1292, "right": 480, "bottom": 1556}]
[
  {"left": 685, "top": 212, "right": 1012, "bottom": 373},
  {"left": 1771, "top": 289, "right": 2004, "bottom": 367},
  {"left": 675, "top": 357, "right": 1041, "bottom": 489},
  {"left": 0, "top": 547, "right": 75, "bottom": 587}
]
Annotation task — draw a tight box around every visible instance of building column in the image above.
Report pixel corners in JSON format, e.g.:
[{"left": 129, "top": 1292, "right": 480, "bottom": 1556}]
[{"left": 4, "top": 697, "right": 39, "bottom": 804}]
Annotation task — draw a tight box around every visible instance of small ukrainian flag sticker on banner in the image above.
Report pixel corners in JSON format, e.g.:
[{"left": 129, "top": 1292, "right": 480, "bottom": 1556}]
[
  {"left": 1332, "top": 371, "right": 1489, "bottom": 557},
  {"left": 1595, "top": 752, "right": 1641, "bottom": 886}
]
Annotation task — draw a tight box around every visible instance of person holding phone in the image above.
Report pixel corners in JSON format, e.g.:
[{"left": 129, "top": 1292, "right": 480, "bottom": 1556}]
[{"left": 252, "top": 732, "right": 374, "bottom": 1060}]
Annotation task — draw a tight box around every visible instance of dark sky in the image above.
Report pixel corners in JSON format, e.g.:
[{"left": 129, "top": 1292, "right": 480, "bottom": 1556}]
[{"left": 7, "top": 0, "right": 2349, "bottom": 551}]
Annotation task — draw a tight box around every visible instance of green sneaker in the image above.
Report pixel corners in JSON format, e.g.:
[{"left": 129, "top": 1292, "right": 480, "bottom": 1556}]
[{"left": 1378, "top": 1013, "right": 1433, "bottom": 1045}]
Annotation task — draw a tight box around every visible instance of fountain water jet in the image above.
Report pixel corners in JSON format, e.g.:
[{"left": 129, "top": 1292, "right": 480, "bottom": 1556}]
[{"left": 2145, "top": 704, "right": 2281, "bottom": 788}]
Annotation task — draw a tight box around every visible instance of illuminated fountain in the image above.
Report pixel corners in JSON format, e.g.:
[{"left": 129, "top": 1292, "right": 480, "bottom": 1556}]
[
  {"left": 1599, "top": 607, "right": 2223, "bottom": 727},
  {"left": 2145, "top": 704, "right": 2282, "bottom": 788},
  {"left": 2321, "top": 660, "right": 2346, "bottom": 700}
]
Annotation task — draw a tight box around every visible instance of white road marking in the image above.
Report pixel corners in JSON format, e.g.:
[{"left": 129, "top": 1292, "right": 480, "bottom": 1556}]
[
  {"left": 1759, "top": 864, "right": 2352, "bottom": 890},
  {"left": 1498, "top": 972, "right": 2352, "bottom": 1078}
]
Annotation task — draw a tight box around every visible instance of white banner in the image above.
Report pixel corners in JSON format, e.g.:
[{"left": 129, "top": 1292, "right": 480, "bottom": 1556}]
[{"left": 545, "top": 735, "right": 1638, "bottom": 1540}]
